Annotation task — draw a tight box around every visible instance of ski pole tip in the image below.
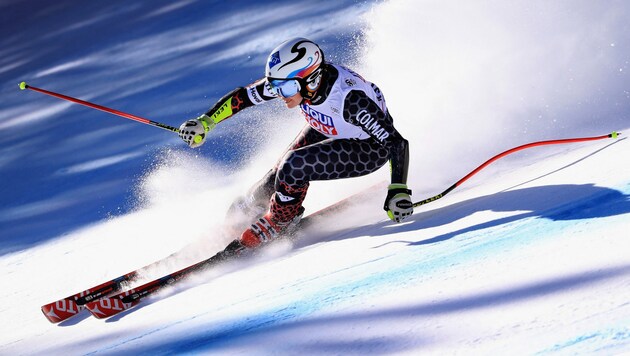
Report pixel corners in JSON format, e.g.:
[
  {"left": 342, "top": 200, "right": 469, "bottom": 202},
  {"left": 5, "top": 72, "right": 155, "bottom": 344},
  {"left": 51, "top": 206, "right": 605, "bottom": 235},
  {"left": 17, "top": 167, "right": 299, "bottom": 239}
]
[
  {"left": 610, "top": 131, "right": 621, "bottom": 139},
  {"left": 19, "top": 81, "right": 28, "bottom": 90}
]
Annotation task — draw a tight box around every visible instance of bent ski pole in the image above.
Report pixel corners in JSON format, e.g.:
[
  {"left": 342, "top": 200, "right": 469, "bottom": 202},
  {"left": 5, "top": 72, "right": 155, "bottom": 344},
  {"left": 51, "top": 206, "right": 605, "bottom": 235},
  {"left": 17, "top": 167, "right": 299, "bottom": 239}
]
[
  {"left": 19, "top": 81, "right": 180, "bottom": 133},
  {"left": 413, "top": 131, "right": 621, "bottom": 208}
]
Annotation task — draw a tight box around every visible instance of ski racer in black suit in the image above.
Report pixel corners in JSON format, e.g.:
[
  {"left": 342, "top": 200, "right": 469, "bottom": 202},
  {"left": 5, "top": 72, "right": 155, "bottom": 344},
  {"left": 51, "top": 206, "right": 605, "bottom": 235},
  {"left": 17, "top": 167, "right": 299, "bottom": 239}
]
[{"left": 179, "top": 38, "right": 412, "bottom": 255}]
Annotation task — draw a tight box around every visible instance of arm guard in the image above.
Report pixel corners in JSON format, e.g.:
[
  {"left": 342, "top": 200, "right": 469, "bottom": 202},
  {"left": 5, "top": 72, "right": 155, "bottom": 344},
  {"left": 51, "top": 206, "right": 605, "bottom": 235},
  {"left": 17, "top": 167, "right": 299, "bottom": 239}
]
[
  {"left": 204, "top": 78, "right": 276, "bottom": 125},
  {"left": 204, "top": 87, "right": 249, "bottom": 125}
]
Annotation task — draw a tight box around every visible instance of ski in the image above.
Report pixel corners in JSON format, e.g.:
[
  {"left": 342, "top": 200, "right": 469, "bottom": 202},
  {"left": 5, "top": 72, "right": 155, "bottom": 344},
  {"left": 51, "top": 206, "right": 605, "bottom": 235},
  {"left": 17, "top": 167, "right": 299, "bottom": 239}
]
[
  {"left": 41, "top": 249, "right": 186, "bottom": 323},
  {"left": 85, "top": 246, "right": 232, "bottom": 319},
  {"left": 41, "top": 273, "right": 135, "bottom": 323}
]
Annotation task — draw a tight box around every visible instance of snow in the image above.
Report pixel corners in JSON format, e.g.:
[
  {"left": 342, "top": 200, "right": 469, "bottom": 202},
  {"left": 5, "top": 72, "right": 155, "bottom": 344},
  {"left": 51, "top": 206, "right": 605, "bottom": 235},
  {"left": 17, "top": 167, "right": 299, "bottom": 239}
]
[{"left": 1, "top": 0, "right": 629, "bottom": 355}]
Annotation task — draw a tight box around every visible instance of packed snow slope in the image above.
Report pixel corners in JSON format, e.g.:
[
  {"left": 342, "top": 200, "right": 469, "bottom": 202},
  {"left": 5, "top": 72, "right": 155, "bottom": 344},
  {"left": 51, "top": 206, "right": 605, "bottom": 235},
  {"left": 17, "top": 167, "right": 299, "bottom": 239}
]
[{"left": 1, "top": 0, "right": 630, "bottom": 355}]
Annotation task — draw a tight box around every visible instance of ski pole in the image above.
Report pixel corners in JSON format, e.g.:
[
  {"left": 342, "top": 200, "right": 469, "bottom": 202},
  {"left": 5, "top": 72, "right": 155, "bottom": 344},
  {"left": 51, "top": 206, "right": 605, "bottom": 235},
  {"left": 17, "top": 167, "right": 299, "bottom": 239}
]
[
  {"left": 413, "top": 131, "right": 621, "bottom": 208},
  {"left": 18, "top": 81, "right": 180, "bottom": 133}
]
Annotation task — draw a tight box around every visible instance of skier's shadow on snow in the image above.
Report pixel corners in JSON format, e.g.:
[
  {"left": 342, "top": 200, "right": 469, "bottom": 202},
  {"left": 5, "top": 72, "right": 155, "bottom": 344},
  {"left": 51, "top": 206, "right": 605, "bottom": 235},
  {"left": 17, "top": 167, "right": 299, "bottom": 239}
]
[{"left": 374, "top": 182, "right": 630, "bottom": 247}]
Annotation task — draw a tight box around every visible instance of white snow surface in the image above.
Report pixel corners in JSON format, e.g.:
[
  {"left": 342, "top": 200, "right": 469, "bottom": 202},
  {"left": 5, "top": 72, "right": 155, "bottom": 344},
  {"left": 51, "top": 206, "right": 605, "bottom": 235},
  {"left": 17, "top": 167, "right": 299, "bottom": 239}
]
[
  {"left": 2, "top": 0, "right": 630, "bottom": 355},
  {"left": 5, "top": 134, "right": 630, "bottom": 355}
]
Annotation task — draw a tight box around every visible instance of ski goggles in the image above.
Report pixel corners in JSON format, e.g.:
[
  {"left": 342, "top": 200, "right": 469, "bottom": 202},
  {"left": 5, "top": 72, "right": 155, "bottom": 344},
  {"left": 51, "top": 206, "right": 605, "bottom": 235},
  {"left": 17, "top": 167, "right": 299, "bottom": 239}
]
[{"left": 268, "top": 79, "right": 301, "bottom": 98}]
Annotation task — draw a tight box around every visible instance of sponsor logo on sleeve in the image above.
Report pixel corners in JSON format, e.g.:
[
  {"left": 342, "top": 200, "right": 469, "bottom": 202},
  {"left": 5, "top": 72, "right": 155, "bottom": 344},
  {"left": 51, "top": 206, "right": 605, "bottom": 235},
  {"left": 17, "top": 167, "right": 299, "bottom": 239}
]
[
  {"left": 357, "top": 110, "right": 390, "bottom": 142},
  {"left": 247, "top": 86, "right": 264, "bottom": 104}
]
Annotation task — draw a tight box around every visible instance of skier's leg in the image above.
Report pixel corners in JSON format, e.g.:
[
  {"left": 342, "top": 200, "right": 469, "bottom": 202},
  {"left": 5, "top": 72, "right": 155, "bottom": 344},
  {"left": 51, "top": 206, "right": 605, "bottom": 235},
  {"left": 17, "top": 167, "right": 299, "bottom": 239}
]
[
  {"left": 277, "top": 138, "right": 391, "bottom": 186},
  {"left": 225, "top": 126, "right": 326, "bottom": 231},
  {"left": 269, "top": 138, "right": 390, "bottom": 224},
  {"left": 240, "top": 138, "right": 390, "bottom": 248}
]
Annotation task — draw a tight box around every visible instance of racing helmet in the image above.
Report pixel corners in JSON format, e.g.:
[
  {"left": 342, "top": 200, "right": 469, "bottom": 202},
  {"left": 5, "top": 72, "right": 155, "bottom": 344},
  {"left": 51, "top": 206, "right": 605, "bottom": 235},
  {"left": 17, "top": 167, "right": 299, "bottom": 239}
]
[{"left": 265, "top": 38, "right": 325, "bottom": 99}]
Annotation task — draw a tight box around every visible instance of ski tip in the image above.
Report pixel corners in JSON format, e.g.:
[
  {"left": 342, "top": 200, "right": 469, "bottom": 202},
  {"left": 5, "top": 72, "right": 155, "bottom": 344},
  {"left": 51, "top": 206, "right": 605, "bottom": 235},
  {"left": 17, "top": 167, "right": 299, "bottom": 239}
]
[
  {"left": 41, "top": 299, "right": 83, "bottom": 323},
  {"left": 19, "top": 81, "right": 28, "bottom": 90}
]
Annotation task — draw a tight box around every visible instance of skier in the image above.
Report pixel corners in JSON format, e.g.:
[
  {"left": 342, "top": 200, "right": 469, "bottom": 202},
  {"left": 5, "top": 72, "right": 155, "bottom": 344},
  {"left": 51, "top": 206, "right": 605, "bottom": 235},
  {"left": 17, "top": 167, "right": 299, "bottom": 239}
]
[{"left": 178, "top": 38, "right": 412, "bottom": 256}]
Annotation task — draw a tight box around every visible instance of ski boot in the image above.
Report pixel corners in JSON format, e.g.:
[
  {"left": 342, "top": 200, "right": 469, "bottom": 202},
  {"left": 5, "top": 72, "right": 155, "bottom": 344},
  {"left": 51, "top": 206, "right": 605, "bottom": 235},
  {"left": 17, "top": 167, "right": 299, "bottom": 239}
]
[
  {"left": 240, "top": 206, "right": 305, "bottom": 248},
  {"left": 240, "top": 183, "right": 309, "bottom": 248}
]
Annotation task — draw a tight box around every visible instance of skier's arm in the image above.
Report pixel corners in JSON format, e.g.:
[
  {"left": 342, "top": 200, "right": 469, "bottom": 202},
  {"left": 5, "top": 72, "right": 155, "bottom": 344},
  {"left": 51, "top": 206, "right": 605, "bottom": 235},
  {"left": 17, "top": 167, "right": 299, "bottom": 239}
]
[
  {"left": 342, "top": 90, "right": 409, "bottom": 184},
  {"left": 179, "top": 78, "right": 276, "bottom": 147},
  {"left": 204, "top": 78, "right": 276, "bottom": 125},
  {"left": 343, "top": 90, "right": 413, "bottom": 223}
]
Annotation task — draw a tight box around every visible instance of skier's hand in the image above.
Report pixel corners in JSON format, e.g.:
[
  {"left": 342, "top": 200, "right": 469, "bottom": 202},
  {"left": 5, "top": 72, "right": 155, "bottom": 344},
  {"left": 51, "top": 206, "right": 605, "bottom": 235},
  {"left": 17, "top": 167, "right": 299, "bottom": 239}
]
[
  {"left": 178, "top": 114, "right": 216, "bottom": 148},
  {"left": 384, "top": 183, "right": 413, "bottom": 223}
]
